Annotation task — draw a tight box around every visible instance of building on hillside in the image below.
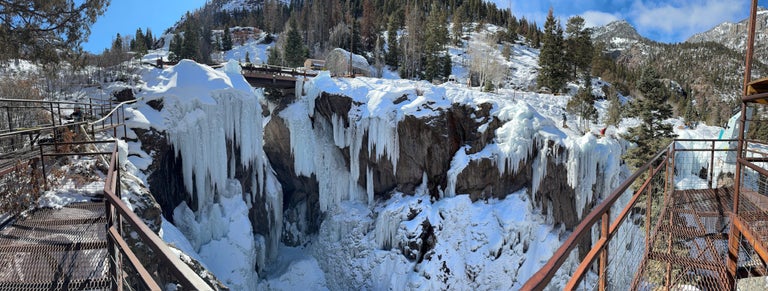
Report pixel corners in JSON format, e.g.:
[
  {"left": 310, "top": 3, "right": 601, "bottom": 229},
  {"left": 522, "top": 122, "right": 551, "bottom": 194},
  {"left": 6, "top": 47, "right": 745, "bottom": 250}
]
[
  {"left": 325, "top": 48, "right": 372, "bottom": 77},
  {"left": 304, "top": 59, "right": 326, "bottom": 71}
]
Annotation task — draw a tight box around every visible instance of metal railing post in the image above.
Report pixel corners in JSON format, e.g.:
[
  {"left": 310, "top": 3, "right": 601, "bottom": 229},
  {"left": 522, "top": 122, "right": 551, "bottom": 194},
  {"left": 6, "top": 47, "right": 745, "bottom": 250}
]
[
  {"left": 599, "top": 211, "right": 609, "bottom": 291},
  {"left": 5, "top": 106, "right": 12, "bottom": 132},
  {"left": 39, "top": 145, "right": 47, "bottom": 191},
  {"left": 709, "top": 140, "right": 716, "bottom": 189},
  {"left": 645, "top": 164, "right": 652, "bottom": 263},
  {"left": 121, "top": 106, "right": 127, "bottom": 138},
  {"left": 49, "top": 102, "right": 56, "bottom": 144}
]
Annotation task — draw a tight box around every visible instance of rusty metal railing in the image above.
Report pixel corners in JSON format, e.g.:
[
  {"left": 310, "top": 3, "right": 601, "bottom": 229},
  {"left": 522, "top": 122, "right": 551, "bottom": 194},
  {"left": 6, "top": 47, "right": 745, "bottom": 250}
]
[
  {"left": 521, "top": 144, "right": 669, "bottom": 290},
  {"left": 102, "top": 141, "right": 212, "bottom": 290},
  {"left": 521, "top": 139, "right": 750, "bottom": 290},
  {"left": 0, "top": 96, "right": 213, "bottom": 290}
]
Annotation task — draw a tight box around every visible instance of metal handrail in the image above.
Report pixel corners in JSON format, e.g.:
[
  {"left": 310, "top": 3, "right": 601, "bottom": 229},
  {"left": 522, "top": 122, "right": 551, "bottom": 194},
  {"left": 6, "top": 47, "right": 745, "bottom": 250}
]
[
  {"left": 1, "top": 96, "right": 210, "bottom": 289},
  {"left": 522, "top": 146, "right": 669, "bottom": 290},
  {"left": 103, "top": 142, "right": 212, "bottom": 290}
]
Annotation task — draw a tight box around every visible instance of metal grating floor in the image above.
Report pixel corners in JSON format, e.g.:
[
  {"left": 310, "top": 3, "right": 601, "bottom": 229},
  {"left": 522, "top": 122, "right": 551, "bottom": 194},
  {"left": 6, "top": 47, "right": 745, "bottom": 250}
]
[
  {"left": 0, "top": 202, "right": 110, "bottom": 290},
  {"left": 637, "top": 187, "right": 768, "bottom": 290}
]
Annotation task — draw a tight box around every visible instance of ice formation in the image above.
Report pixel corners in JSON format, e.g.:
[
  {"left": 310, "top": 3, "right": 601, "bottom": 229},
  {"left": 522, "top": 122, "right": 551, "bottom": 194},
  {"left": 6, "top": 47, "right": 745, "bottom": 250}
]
[
  {"left": 564, "top": 134, "right": 625, "bottom": 218},
  {"left": 280, "top": 73, "right": 417, "bottom": 211},
  {"left": 139, "top": 60, "right": 282, "bottom": 288}
]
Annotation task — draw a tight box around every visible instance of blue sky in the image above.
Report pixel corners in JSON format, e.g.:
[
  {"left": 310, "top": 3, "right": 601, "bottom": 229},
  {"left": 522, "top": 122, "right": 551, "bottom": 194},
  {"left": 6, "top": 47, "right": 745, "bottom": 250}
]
[
  {"left": 83, "top": 0, "right": 207, "bottom": 53},
  {"left": 84, "top": 0, "right": 766, "bottom": 53},
  {"left": 492, "top": 0, "right": 768, "bottom": 43}
]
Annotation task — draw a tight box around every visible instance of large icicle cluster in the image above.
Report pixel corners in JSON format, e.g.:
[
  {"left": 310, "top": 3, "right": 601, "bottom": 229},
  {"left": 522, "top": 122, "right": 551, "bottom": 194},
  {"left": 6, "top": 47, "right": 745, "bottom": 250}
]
[
  {"left": 139, "top": 60, "right": 283, "bottom": 286},
  {"left": 152, "top": 60, "right": 270, "bottom": 204},
  {"left": 281, "top": 73, "right": 448, "bottom": 211},
  {"left": 563, "top": 134, "right": 625, "bottom": 218}
]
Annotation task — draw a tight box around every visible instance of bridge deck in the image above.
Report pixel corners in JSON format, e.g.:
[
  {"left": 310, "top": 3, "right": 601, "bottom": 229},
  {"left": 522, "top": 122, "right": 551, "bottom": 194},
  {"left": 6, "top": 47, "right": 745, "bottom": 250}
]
[
  {"left": 0, "top": 201, "right": 110, "bottom": 290},
  {"left": 637, "top": 187, "right": 768, "bottom": 290}
]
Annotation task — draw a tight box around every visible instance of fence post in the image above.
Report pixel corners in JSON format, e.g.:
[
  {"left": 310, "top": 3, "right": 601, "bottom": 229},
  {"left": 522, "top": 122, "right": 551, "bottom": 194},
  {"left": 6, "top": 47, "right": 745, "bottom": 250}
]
[
  {"left": 709, "top": 140, "right": 716, "bottom": 189},
  {"left": 121, "top": 106, "right": 127, "bottom": 138},
  {"left": 39, "top": 145, "right": 47, "bottom": 191},
  {"left": 5, "top": 106, "right": 12, "bottom": 132},
  {"left": 644, "top": 164, "right": 653, "bottom": 267},
  {"left": 599, "top": 211, "right": 609, "bottom": 291},
  {"left": 49, "top": 102, "right": 56, "bottom": 139}
]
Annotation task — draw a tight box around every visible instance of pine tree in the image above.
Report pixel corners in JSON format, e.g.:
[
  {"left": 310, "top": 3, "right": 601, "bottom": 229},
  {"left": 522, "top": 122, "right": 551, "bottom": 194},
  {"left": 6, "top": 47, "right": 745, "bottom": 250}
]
[
  {"left": 0, "top": 0, "right": 109, "bottom": 62},
  {"left": 386, "top": 15, "right": 400, "bottom": 68},
  {"left": 145, "top": 28, "right": 155, "bottom": 50},
  {"left": 350, "top": 18, "right": 363, "bottom": 55},
  {"left": 222, "top": 26, "right": 233, "bottom": 51},
  {"left": 169, "top": 33, "right": 183, "bottom": 62},
  {"left": 283, "top": 19, "right": 308, "bottom": 67},
  {"left": 112, "top": 33, "right": 124, "bottom": 53},
  {"left": 605, "top": 92, "right": 623, "bottom": 126},
  {"left": 441, "top": 53, "right": 452, "bottom": 80},
  {"left": 538, "top": 9, "right": 566, "bottom": 92},
  {"left": 565, "top": 16, "right": 593, "bottom": 80},
  {"left": 180, "top": 24, "right": 199, "bottom": 60},
  {"left": 267, "top": 47, "right": 282, "bottom": 66},
  {"left": 566, "top": 75, "right": 598, "bottom": 131},
  {"left": 423, "top": 3, "right": 449, "bottom": 81},
  {"left": 623, "top": 67, "right": 676, "bottom": 168},
  {"left": 132, "top": 28, "right": 148, "bottom": 54},
  {"left": 452, "top": 5, "right": 467, "bottom": 46}
]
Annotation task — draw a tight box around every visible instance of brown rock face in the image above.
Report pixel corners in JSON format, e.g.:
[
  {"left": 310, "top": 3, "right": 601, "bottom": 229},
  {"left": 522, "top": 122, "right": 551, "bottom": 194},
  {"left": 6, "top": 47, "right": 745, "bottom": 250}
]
[
  {"left": 139, "top": 128, "right": 198, "bottom": 220},
  {"left": 262, "top": 91, "right": 583, "bottom": 240},
  {"left": 263, "top": 112, "right": 322, "bottom": 240}
]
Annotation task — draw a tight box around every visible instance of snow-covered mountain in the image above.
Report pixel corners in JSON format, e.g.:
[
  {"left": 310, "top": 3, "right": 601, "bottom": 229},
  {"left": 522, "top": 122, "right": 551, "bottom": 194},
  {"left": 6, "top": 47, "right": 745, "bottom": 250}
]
[
  {"left": 592, "top": 20, "right": 649, "bottom": 53},
  {"left": 687, "top": 7, "right": 768, "bottom": 60}
]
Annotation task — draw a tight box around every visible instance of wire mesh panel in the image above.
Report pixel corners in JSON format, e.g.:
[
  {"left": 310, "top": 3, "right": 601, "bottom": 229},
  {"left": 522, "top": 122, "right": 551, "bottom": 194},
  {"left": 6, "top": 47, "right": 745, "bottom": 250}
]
[
  {"left": 637, "top": 188, "right": 734, "bottom": 290},
  {"left": 0, "top": 161, "right": 42, "bottom": 220},
  {"left": 0, "top": 202, "right": 110, "bottom": 291}
]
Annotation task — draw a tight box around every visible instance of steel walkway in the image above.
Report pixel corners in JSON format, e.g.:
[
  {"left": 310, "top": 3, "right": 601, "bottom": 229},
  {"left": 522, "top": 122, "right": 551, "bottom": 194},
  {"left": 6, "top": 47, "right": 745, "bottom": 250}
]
[
  {"left": 522, "top": 2, "right": 768, "bottom": 289},
  {"left": 0, "top": 98, "right": 213, "bottom": 290},
  {"left": 636, "top": 187, "right": 768, "bottom": 290},
  {"left": 0, "top": 202, "right": 110, "bottom": 290}
]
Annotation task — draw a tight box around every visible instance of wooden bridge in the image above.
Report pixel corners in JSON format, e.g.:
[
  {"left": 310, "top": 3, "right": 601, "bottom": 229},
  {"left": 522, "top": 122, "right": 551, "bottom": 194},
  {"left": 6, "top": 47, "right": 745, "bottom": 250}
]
[
  {"left": 522, "top": 1, "right": 768, "bottom": 290},
  {"left": 240, "top": 63, "right": 317, "bottom": 89},
  {"left": 0, "top": 98, "right": 212, "bottom": 290}
]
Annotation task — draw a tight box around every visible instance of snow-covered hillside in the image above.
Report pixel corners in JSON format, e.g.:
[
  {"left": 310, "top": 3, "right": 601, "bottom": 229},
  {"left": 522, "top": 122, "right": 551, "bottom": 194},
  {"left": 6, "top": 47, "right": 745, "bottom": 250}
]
[
  {"left": 11, "top": 18, "right": 732, "bottom": 290},
  {"left": 112, "top": 53, "right": 729, "bottom": 289}
]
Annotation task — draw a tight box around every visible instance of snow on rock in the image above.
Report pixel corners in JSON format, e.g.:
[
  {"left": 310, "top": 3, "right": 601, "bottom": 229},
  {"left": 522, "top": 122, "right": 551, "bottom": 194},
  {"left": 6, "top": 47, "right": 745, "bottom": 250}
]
[
  {"left": 38, "top": 182, "right": 102, "bottom": 209},
  {"left": 308, "top": 191, "right": 567, "bottom": 290},
  {"left": 564, "top": 134, "right": 625, "bottom": 218},
  {"left": 172, "top": 179, "right": 259, "bottom": 290},
  {"left": 136, "top": 59, "right": 283, "bottom": 288},
  {"left": 281, "top": 72, "right": 434, "bottom": 211}
]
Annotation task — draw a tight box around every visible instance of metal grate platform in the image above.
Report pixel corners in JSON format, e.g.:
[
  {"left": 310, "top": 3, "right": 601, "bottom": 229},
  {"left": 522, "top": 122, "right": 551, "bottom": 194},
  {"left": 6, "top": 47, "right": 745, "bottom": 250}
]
[
  {"left": 638, "top": 187, "right": 768, "bottom": 290},
  {"left": 0, "top": 201, "right": 110, "bottom": 290}
]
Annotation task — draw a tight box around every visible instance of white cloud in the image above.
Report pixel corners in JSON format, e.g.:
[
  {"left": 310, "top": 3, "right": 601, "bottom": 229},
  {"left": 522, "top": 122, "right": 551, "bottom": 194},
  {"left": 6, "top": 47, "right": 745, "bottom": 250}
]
[
  {"left": 580, "top": 11, "right": 621, "bottom": 28},
  {"left": 629, "top": 0, "right": 743, "bottom": 41}
]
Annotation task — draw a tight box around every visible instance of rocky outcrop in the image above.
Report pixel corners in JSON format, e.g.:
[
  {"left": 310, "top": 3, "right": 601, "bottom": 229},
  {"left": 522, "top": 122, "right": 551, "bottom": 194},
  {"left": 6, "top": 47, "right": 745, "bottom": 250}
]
[
  {"left": 263, "top": 115, "right": 322, "bottom": 243},
  {"left": 139, "top": 128, "right": 197, "bottom": 220},
  {"left": 264, "top": 91, "right": 587, "bottom": 241}
]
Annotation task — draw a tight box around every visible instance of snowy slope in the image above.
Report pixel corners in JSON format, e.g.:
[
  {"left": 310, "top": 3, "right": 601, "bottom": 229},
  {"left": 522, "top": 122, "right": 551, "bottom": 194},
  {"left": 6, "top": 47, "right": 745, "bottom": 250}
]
[{"left": 111, "top": 21, "right": 731, "bottom": 290}]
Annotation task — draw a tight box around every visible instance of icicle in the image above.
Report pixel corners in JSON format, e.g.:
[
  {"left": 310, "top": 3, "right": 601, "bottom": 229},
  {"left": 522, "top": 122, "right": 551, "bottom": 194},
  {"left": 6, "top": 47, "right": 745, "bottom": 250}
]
[
  {"left": 446, "top": 146, "right": 471, "bottom": 198},
  {"left": 530, "top": 146, "right": 549, "bottom": 201},
  {"left": 366, "top": 166, "right": 374, "bottom": 205},
  {"left": 161, "top": 61, "right": 282, "bottom": 264}
]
